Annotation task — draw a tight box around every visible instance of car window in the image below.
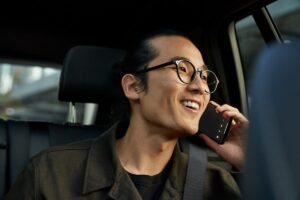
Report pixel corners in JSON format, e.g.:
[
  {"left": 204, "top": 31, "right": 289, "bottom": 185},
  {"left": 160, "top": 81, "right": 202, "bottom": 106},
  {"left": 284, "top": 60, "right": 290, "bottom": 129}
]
[
  {"left": 235, "top": 0, "right": 300, "bottom": 109},
  {"left": 234, "top": 15, "right": 266, "bottom": 111},
  {"left": 267, "top": 0, "right": 300, "bottom": 42},
  {"left": 0, "top": 62, "right": 84, "bottom": 123},
  {"left": 235, "top": 15, "right": 266, "bottom": 87}
]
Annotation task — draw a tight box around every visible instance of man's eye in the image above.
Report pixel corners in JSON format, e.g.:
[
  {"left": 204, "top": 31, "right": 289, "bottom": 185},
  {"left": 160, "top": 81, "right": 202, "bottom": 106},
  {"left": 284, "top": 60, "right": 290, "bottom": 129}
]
[
  {"left": 201, "top": 74, "right": 208, "bottom": 81},
  {"left": 179, "top": 66, "right": 187, "bottom": 72}
]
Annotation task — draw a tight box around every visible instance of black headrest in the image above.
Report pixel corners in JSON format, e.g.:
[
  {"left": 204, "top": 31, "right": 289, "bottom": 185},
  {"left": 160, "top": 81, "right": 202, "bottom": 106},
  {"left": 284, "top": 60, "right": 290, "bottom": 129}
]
[{"left": 58, "top": 46, "right": 125, "bottom": 103}]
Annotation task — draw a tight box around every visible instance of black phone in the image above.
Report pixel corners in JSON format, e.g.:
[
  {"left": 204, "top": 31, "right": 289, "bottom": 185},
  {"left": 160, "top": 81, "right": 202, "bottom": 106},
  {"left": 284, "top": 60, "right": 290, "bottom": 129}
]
[{"left": 198, "top": 103, "right": 232, "bottom": 144}]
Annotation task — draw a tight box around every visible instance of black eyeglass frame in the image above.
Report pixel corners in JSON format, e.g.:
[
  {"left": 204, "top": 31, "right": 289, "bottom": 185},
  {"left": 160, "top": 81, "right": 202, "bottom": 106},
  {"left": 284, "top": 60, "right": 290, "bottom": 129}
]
[{"left": 134, "top": 59, "right": 220, "bottom": 94}]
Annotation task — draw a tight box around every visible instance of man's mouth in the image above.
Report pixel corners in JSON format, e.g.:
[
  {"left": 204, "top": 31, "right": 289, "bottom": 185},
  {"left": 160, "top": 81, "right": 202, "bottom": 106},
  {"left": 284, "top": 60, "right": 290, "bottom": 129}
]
[{"left": 181, "top": 100, "right": 200, "bottom": 110}]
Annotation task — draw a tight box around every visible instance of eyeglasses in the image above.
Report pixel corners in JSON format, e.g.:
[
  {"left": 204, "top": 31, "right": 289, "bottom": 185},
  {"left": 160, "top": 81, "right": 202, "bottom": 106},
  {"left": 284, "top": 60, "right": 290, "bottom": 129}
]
[{"left": 134, "top": 59, "right": 219, "bottom": 94}]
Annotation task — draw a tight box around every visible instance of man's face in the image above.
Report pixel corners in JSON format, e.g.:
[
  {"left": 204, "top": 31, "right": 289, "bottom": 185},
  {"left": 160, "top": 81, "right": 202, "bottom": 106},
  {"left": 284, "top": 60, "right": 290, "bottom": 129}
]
[{"left": 136, "top": 36, "right": 210, "bottom": 138}]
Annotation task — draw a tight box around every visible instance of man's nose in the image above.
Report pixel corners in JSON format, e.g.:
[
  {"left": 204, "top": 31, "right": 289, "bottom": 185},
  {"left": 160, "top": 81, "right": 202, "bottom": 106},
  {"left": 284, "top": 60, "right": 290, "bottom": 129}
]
[{"left": 187, "top": 73, "right": 207, "bottom": 94}]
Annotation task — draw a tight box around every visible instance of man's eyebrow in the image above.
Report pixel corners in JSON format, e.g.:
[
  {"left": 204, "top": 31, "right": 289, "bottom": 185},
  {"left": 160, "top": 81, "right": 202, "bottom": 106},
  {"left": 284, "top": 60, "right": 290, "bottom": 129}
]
[
  {"left": 202, "top": 64, "right": 208, "bottom": 70},
  {"left": 169, "top": 56, "right": 208, "bottom": 70},
  {"left": 169, "top": 56, "right": 190, "bottom": 61}
]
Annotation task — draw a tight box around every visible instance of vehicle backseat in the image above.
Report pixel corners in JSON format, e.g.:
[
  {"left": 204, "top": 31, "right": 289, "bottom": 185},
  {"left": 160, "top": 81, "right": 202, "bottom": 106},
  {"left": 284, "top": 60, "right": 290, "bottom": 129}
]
[
  {"left": 1, "top": 46, "right": 125, "bottom": 198},
  {"left": 5, "top": 121, "right": 105, "bottom": 188},
  {"left": 0, "top": 119, "right": 7, "bottom": 198}
]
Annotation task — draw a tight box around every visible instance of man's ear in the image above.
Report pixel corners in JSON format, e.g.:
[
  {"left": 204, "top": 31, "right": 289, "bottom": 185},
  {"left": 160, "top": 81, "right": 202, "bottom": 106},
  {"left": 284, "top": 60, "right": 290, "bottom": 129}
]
[{"left": 121, "top": 74, "right": 142, "bottom": 100}]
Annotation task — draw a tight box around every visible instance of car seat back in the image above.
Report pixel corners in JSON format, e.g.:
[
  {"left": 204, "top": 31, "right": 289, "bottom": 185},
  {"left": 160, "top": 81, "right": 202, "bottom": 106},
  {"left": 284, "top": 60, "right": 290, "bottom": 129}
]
[
  {"left": 245, "top": 42, "right": 300, "bottom": 200},
  {"left": 2, "top": 46, "right": 125, "bottom": 198}
]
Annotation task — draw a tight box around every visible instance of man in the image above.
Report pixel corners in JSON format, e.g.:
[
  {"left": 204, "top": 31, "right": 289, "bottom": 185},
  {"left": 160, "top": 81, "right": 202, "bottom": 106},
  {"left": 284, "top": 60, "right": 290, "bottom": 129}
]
[{"left": 6, "top": 30, "right": 248, "bottom": 199}]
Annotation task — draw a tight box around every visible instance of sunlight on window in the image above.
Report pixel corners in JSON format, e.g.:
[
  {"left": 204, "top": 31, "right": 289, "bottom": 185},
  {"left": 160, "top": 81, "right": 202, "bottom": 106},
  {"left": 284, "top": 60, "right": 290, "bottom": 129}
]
[
  {"left": 0, "top": 62, "right": 85, "bottom": 122},
  {"left": 44, "top": 68, "right": 59, "bottom": 76},
  {"left": 0, "top": 64, "right": 13, "bottom": 94},
  {"left": 0, "top": 63, "right": 68, "bottom": 122},
  {"left": 28, "top": 67, "right": 43, "bottom": 83}
]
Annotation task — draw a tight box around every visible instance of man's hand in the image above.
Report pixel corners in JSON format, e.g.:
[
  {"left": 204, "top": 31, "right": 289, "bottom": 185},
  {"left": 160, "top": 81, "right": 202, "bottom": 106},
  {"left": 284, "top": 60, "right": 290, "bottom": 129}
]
[{"left": 200, "top": 101, "right": 249, "bottom": 171}]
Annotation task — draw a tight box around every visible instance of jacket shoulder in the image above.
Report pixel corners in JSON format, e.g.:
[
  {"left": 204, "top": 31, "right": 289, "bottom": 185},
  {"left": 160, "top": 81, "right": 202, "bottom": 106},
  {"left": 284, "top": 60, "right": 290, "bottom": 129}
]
[{"left": 30, "top": 139, "right": 95, "bottom": 165}]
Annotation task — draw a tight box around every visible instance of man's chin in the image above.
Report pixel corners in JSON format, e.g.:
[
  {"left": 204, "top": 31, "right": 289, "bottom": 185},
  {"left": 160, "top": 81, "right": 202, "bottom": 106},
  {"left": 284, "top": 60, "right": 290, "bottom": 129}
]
[{"left": 183, "top": 124, "right": 199, "bottom": 136}]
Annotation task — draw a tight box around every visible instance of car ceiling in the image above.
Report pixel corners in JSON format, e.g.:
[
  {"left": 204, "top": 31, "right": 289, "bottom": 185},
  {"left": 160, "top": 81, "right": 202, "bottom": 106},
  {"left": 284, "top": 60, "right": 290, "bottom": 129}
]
[{"left": 0, "top": 0, "right": 274, "bottom": 65}]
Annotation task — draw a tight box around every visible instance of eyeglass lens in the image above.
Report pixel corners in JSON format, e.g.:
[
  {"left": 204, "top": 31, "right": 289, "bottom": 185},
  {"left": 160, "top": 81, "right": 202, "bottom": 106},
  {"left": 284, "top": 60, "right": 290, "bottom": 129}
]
[{"left": 177, "top": 60, "right": 218, "bottom": 93}]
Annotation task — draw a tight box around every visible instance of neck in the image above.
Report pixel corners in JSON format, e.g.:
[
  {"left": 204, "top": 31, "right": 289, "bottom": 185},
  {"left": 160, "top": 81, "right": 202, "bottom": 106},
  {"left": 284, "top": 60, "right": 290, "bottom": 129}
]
[{"left": 116, "top": 118, "right": 177, "bottom": 176}]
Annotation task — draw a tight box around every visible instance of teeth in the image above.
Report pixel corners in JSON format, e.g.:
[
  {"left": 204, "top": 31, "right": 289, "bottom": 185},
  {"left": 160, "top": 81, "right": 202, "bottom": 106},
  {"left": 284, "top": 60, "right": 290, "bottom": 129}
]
[{"left": 182, "top": 100, "right": 199, "bottom": 110}]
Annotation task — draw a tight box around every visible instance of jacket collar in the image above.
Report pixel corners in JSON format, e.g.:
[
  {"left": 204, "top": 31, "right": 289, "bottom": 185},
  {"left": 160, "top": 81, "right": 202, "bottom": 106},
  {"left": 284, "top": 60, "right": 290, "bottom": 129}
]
[
  {"left": 82, "top": 122, "right": 121, "bottom": 194},
  {"left": 81, "top": 121, "right": 188, "bottom": 198}
]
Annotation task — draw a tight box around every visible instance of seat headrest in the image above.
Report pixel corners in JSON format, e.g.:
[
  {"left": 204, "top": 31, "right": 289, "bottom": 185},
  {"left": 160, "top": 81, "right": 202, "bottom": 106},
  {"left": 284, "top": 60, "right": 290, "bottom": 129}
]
[{"left": 58, "top": 46, "right": 125, "bottom": 103}]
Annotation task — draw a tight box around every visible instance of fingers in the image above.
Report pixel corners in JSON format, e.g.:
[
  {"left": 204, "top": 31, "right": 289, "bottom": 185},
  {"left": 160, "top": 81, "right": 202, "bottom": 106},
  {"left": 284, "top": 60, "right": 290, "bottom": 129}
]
[
  {"left": 210, "top": 101, "right": 239, "bottom": 114},
  {"left": 223, "top": 110, "right": 249, "bottom": 124},
  {"left": 215, "top": 104, "right": 239, "bottom": 113},
  {"left": 210, "top": 101, "right": 248, "bottom": 124},
  {"left": 209, "top": 100, "right": 220, "bottom": 107},
  {"left": 199, "top": 134, "right": 220, "bottom": 152}
]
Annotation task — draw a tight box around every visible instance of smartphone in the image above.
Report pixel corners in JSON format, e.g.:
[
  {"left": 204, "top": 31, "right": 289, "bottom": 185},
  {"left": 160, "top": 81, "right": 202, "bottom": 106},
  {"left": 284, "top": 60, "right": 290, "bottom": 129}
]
[{"left": 198, "top": 103, "right": 232, "bottom": 144}]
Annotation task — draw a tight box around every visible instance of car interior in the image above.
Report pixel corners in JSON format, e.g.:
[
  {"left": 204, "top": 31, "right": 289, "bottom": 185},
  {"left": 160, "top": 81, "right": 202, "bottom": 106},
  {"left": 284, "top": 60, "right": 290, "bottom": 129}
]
[
  {"left": 0, "top": 0, "right": 299, "bottom": 198},
  {"left": 2, "top": 46, "right": 127, "bottom": 194},
  {"left": 244, "top": 41, "right": 300, "bottom": 200}
]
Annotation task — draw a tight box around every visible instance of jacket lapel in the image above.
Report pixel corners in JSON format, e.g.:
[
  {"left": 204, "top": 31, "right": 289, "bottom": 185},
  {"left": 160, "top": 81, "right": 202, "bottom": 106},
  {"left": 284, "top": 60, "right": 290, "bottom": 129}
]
[{"left": 82, "top": 124, "right": 118, "bottom": 194}]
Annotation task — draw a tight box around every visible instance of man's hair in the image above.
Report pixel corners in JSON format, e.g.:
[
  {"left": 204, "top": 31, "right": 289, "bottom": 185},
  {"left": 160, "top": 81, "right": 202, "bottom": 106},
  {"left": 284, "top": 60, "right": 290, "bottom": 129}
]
[
  {"left": 112, "top": 29, "right": 191, "bottom": 122},
  {"left": 122, "top": 29, "right": 189, "bottom": 90}
]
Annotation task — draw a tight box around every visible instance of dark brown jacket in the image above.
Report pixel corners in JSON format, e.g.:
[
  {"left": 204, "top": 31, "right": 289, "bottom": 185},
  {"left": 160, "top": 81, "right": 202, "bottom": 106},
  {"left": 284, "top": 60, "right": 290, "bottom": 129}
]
[{"left": 5, "top": 122, "right": 241, "bottom": 200}]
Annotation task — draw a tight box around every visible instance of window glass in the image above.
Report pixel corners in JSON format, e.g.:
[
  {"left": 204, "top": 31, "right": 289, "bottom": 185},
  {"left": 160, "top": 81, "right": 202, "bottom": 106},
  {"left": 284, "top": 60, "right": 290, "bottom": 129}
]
[
  {"left": 267, "top": 0, "right": 300, "bottom": 42},
  {"left": 235, "top": 0, "right": 300, "bottom": 109},
  {"left": 235, "top": 16, "right": 266, "bottom": 93},
  {"left": 0, "top": 62, "right": 84, "bottom": 123}
]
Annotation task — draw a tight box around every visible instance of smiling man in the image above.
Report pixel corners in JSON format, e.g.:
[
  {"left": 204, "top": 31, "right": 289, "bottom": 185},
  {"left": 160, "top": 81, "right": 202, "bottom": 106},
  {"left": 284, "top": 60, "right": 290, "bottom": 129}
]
[
  {"left": 115, "top": 30, "right": 247, "bottom": 200},
  {"left": 6, "top": 30, "right": 248, "bottom": 200}
]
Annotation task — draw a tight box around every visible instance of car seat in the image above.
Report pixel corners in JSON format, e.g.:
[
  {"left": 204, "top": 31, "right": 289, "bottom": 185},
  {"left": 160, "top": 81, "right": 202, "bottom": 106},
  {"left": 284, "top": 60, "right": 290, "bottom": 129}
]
[
  {"left": 244, "top": 42, "right": 300, "bottom": 200},
  {"left": 2, "top": 46, "right": 125, "bottom": 198}
]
